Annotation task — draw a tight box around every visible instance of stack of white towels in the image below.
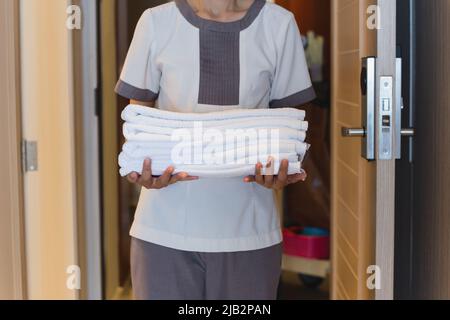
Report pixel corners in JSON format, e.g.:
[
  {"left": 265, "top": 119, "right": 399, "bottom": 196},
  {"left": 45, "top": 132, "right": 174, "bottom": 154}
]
[{"left": 119, "top": 105, "right": 310, "bottom": 178}]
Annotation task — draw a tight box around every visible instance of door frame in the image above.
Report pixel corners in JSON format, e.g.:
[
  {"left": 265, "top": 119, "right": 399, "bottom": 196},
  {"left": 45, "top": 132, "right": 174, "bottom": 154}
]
[
  {"left": 374, "top": 0, "right": 397, "bottom": 300},
  {"left": 0, "top": 0, "right": 27, "bottom": 300},
  {"left": 71, "top": 0, "right": 103, "bottom": 300},
  {"left": 98, "top": 0, "right": 122, "bottom": 299},
  {"left": 394, "top": 0, "right": 416, "bottom": 299}
]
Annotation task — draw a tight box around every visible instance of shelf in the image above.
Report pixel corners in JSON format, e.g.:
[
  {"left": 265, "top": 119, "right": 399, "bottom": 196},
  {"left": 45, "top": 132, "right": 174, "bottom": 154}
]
[{"left": 282, "top": 254, "right": 330, "bottom": 278}]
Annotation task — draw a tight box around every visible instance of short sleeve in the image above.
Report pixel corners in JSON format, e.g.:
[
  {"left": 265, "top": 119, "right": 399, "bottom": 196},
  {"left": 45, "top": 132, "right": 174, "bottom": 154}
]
[
  {"left": 269, "top": 14, "right": 316, "bottom": 108},
  {"left": 115, "top": 9, "right": 161, "bottom": 102}
]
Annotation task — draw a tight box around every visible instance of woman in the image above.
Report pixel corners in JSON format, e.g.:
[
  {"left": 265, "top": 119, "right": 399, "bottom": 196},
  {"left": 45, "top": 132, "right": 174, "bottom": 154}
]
[{"left": 115, "top": 0, "right": 315, "bottom": 300}]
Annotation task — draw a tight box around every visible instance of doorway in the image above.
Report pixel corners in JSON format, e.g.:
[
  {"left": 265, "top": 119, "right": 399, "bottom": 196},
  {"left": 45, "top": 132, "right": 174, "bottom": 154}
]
[
  {"left": 275, "top": 0, "right": 332, "bottom": 300},
  {"left": 98, "top": 0, "right": 170, "bottom": 300},
  {"left": 8, "top": 0, "right": 449, "bottom": 301},
  {"left": 96, "top": 0, "right": 334, "bottom": 300},
  {"left": 93, "top": 0, "right": 412, "bottom": 300}
]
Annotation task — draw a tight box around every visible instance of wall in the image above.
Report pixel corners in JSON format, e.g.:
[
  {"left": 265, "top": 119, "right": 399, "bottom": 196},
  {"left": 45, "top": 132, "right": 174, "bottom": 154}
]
[
  {"left": 276, "top": 0, "right": 331, "bottom": 80},
  {"left": 412, "top": 0, "right": 450, "bottom": 299},
  {"left": 20, "top": 0, "right": 79, "bottom": 299}
]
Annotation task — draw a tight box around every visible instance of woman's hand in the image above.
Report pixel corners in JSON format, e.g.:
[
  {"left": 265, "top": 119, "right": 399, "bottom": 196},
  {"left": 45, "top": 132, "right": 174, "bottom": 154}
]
[
  {"left": 127, "top": 158, "right": 199, "bottom": 189},
  {"left": 243, "top": 159, "right": 307, "bottom": 190}
]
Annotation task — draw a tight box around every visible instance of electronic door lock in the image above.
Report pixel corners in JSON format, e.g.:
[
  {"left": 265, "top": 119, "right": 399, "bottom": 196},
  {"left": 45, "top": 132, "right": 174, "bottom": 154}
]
[{"left": 341, "top": 57, "right": 415, "bottom": 161}]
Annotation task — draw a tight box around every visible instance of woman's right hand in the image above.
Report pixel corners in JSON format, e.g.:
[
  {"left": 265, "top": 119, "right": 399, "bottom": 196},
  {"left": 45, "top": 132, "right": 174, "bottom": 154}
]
[{"left": 127, "top": 158, "right": 199, "bottom": 189}]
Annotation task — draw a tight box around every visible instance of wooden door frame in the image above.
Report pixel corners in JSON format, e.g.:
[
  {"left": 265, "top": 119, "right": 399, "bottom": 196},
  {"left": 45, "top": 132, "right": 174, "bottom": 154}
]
[
  {"left": 0, "top": 0, "right": 27, "bottom": 300},
  {"left": 99, "top": 0, "right": 122, "bottom": 299},
  {"left": 71, "top": 0, "right": 103, "bottom": 300},
  {"left": 116, "top": 0, "right": 132, "bottom": 289},
  {"left": 375, "top": 0, "right": 397, "bottom": 300}
]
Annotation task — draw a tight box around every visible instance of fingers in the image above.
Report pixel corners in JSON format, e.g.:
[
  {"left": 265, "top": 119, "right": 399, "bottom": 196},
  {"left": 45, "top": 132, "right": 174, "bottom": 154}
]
[
  {"left": 128, "top": 159, "right": 306, "bottom": 190},
  {"left": 169, "top": 173, "right": 200, "bottom": 184},
  {"left": 246, "top": 160, "right": 305, "bottom": 190},
  {"left": 263, "top": 158, "right": 274, "bottom": 188},
  {"left": 244, "top": 176, "right": 256, "bottom": 183},
  {"left": 255, "top": 162, "right": 264, "bottom": 185},
  {"left": 127, "top": 159, "right": 199, "bottom": 189},
  {"left": 274, "top": 160, "right": 289, "bottom": 190},
  {"left": 287, "top": 171, "right": 308, "bottom": 184},
  {"left": 246, "top": 159, "right": 289, "bottom": 189},
  {"left": 138, "top": 159, "right": 153, "bottom": 188},
  {"left": 300, "top": 171, "right": 308, "bottom": 181},
  {"left": 127, "top": 172, "right": 139, "bottom": 184},
  {"left": 244, "top": 162, "right": 263, "bottom": 184},
  {"left": 168, "top": 172, "right": 190, "bottom": 185},
  {"left": 153, "top": 166, "right": 174, "bottom": 189},
  {"left": 182, "top": 176, "right": 200, "bottom": 182}
]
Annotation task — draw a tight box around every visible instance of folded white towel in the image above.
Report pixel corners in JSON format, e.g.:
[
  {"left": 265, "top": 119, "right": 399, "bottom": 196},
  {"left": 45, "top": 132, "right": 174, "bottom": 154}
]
[
  {"left": 120, "top": 152, "right": 301, "bottom": 164},
  {"left": 119, "top": 141, "right": 310, "bottom": 177},
  {"left": 119, "top": 157, "right": 304, "bottom": 178},
  {"left": 121, "top": 141, "right": 309, "bottom": 160},
  {"left": 122, "top": 104, "right": 306, "bottom": 122},
  {"left": 118, "top": 105, "right": 310, "bottom": 178},
  {"left": 122, "top": 115, "right": 308, "bottom": 131},
  {"left": 123, "top": 123, "right": 308, "bottom": 142}
]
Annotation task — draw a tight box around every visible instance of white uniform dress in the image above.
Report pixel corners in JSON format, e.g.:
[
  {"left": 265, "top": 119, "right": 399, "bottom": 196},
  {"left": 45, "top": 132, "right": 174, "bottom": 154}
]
[{"left": 115, "top": 0, "right": 315, "bottom": 253}]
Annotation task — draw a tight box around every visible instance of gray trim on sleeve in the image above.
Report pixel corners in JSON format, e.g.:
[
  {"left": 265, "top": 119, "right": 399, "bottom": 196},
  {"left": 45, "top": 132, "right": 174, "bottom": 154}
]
[
  {"left": 269, "top": 86, "right": 316, "bottom": 108},
  {"left": 175, "top": 0, "right": 266, "bottom": 32},
  {"left": 115, "top": 79, "right": 159, "bottom": 102}
]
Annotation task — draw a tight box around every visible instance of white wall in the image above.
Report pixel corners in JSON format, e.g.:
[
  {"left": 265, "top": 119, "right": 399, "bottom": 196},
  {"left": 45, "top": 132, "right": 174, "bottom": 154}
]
[{"left": 20, "top": 0, "right": 79, "bottom": 299}]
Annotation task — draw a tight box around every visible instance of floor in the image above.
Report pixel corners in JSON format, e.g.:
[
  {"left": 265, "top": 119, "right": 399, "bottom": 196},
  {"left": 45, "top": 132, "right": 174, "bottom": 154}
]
[
  {"left": 118, "top": 271, "right": 330, "bottom": 300},
  {"left": 278, "top": 271, "right": 329, "bottom": 300}
]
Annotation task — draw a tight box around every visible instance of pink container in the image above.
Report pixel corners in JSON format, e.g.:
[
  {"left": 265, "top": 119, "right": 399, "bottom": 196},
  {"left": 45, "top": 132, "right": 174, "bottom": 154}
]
[{"left": 282, "top": 227, "right": 330, "bottom": 260}]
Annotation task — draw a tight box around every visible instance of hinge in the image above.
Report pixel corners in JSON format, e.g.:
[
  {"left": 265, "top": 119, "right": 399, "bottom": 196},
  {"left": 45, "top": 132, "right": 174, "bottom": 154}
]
[{"left": 21, "top": 140, "right": 38, "bottom": 173}]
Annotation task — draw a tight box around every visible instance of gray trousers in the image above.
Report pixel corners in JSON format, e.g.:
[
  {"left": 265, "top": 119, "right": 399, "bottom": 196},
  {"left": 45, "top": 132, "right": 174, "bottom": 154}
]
[{"left": 130, "top": 237, "right": 282, "bottom": 300}]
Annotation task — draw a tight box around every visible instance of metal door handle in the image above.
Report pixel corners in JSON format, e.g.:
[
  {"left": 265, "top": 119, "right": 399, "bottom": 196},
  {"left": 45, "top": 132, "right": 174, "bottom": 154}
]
[
  {"left": 342, "top": 57, "right": 415, "bottom": 161},
  {"left": 341, "top": 127, "right": 366, "bottom": 137},
  {"left": 343, "top": 127, "right": 414, "bottom": 138},
  {"left": 401, "top": 128, "right": 415, "bottom": 137}
]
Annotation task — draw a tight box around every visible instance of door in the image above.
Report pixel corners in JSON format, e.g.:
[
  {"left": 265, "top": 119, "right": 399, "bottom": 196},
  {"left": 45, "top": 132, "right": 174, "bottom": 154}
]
[
  {"left": 20, "top": 0, "right": 79, "bottom": 299},
  {"left": 331, "top": 0, "right": 398, "bottom": 300},
  {"left": 410, "top": 0, "right": 450, "bottom": 299}
]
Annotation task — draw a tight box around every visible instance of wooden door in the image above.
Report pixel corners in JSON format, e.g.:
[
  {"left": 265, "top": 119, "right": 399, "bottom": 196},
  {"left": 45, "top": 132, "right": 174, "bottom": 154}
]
[
  {"left": 411, "top": 0, "right": 450, "bottom": 299},
  {"left": 20, "top": 0, "right": 79, "bottom": 299},
  {"left": 331, "top": 0, "right": 397, "bottom": 300}
]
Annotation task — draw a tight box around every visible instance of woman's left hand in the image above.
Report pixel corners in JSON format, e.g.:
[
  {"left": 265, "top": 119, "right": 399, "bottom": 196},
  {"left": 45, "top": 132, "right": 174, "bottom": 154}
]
[{"left": 244, "top": 159, "right": 307, "bottom": 190}]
